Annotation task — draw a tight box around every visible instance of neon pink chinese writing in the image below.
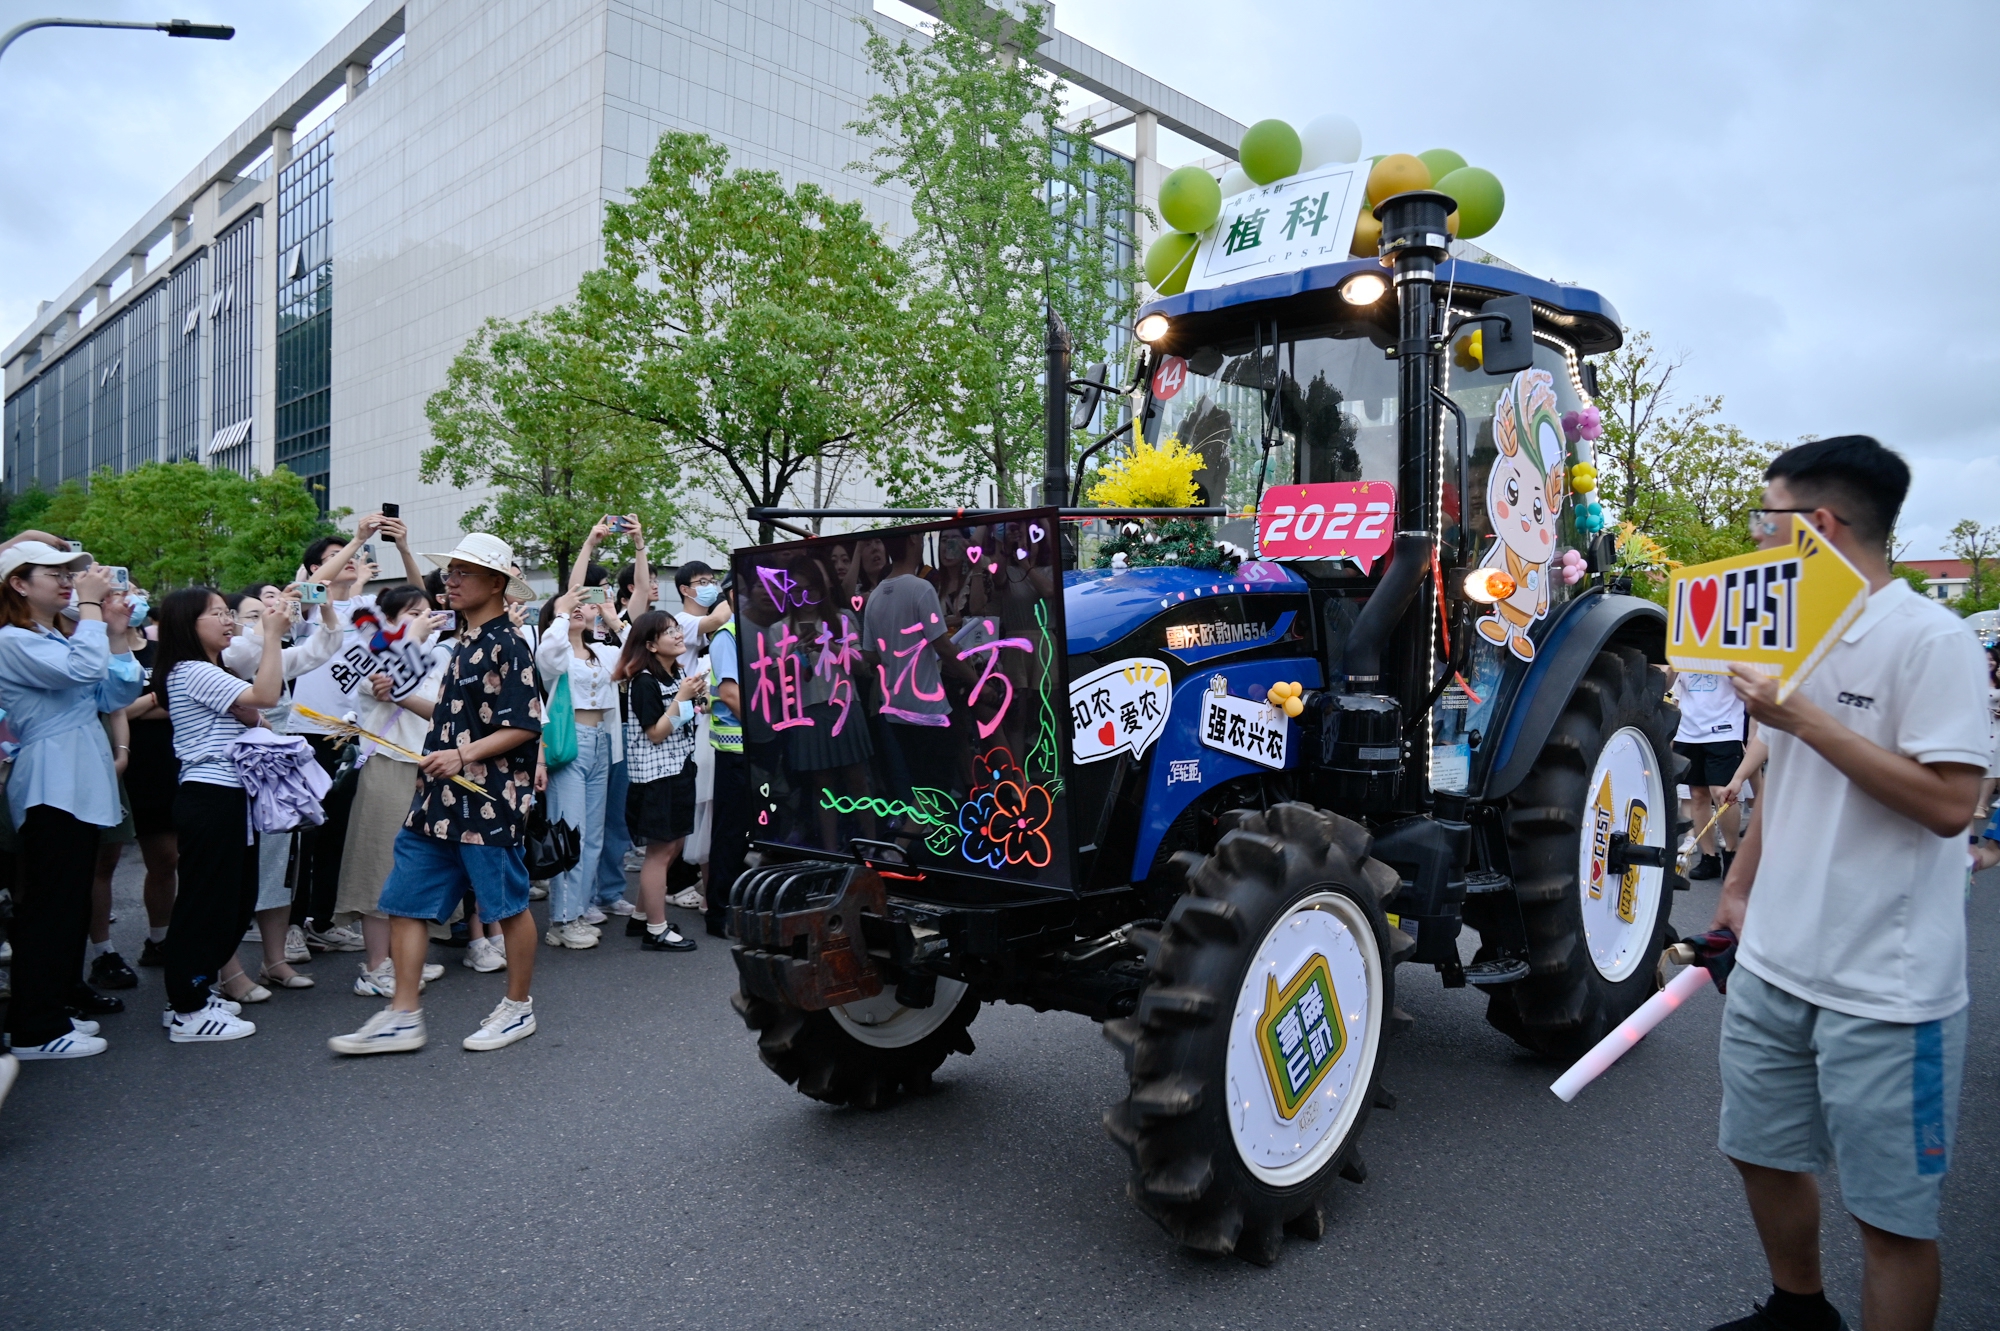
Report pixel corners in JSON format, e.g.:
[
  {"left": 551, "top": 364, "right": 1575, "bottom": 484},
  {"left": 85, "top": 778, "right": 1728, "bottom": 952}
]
[
  {"left": 875, "top": 621, "right": 949, "bottom": 727},
  {"left": 812, "top": 613, "right": 863, "bottom": 736},
  {"left": 958, "top": 633, "right": 1034, "bottom": 739},
  {"left": 749, "top": 624, "right": 813, "bottom": 731}
]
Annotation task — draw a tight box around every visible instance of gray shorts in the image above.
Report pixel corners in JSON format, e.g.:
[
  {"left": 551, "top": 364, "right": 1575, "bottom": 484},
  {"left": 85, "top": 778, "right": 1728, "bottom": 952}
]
[{"left": 1719, "top": 967, "right": 1965, "bottom": 1239}]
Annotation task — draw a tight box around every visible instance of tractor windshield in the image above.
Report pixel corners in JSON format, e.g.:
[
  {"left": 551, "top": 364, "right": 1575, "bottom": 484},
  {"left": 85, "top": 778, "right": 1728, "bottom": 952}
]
[
  {"left": 1147, "top": 320, "right": 1589, "bottom": 562},
  {"left": 1147, "top": 327, "right": 1400, "bottom": 551}
]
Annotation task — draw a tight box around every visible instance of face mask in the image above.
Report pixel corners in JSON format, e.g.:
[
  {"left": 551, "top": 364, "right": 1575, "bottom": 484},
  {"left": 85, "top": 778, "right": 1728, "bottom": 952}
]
[
  {"left": 675, "top": 698, "right": 697, "bottom": 724},
  {"left": 127, "top": 598, "right": 150, "bottom": 630},
  {"left": 694, "top": 583, "right": 721, "bottom": 607}
]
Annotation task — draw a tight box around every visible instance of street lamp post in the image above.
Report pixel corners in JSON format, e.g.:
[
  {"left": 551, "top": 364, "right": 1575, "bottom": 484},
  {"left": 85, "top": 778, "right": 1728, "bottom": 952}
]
[{"left": 0, "top": 16, "right": 234, "bottom": 67}]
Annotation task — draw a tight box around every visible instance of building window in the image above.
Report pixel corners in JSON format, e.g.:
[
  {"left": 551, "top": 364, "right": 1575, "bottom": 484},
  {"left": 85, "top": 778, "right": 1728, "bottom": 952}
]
[
  {"left": 61, "top": 349, "right": 92, "bottom": 482},
  {"left": 165, "top": 254, "right": 205, "bottom": 464},
  {"left": 276, "top": 126, "right": 334, "bottom": 511},
  {"left": 90, "top": 322, "right": 125, "bottom": 475},
  {"left": 209, "top": 217, "right": 258, "bottom": 476},
  {"left": 124, "top": 286, "right": 163, "bottom": 469}
]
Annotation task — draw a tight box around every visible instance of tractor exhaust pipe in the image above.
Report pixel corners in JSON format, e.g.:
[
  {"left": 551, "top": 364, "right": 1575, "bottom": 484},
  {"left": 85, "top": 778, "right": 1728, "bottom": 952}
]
[{"left": 1343, "top": 531, "right": 1433, "bottom": 689}]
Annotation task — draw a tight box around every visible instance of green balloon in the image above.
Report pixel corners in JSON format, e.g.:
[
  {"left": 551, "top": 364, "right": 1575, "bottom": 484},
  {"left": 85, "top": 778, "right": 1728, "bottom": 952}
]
[
  {"left": 1158, "top": 165, "right": 1222, "bottom": 234},
  {"left": 1417, "top": 148, "right": 1467, "bottom": 186},
  {"left": 1238, "top": 119, "right": 1303, "bottom": 185},
  {"left": 1433, "top": 166, "right": 1504, "bottom": 238},
  {"left": 1144, "top": 231, "right": 1200, "bottom": 295}
]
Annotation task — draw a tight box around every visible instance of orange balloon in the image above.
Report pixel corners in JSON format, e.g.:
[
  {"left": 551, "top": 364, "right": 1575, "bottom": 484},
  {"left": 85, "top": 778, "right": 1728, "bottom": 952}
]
[
  {"left": 1366, "top": 152, "right": 1431, "bottom": 206},
  {"left": 1350, "top": 209, "right": 1383, "bottom": 256}
]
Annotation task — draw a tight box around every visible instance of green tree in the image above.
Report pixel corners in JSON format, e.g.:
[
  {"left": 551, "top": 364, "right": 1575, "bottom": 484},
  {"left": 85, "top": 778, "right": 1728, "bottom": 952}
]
[
  {"left": 1945, "top": 518, "right": 1999, "bottom": 612},
  {"left": 565, "top": 131, "right": 938, "bottom": 545},
  {"left": 44, "top": 463, "right": 339, "bottom": 591},
  {"left": 1588, "top": 331, "right": 1774, "bottom": 601},
  {"left": 424, "top": 317, "right": 678, "bottom": 577},
  {"left": 851, "top": 0, "right": 1139, "bottom": 505},
  {"left": 0, "top": 483, "right": 53, "bottom": 539}
]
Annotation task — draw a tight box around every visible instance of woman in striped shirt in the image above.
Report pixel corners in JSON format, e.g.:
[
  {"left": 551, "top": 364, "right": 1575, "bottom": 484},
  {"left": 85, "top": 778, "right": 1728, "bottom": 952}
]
[{"left": 149, "top": 586, "right": 284, "bottom": 1044}]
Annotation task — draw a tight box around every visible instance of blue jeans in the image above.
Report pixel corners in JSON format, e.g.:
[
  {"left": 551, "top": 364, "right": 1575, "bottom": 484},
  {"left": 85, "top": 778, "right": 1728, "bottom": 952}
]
[
  {"left": 546, "top": 722, "right": 611, "bottom": 924},
  {"left": 376, "top": 827, "right": 530, "bottom": 925},
  {"left": 596, "top": 756, "right": 633, "bottom": 906}
]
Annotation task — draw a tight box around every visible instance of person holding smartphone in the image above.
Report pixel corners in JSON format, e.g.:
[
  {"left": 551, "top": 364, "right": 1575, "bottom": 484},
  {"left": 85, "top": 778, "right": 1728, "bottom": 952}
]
[{"left": 0, "top": 543, "right": 144, "bottom": 1060}]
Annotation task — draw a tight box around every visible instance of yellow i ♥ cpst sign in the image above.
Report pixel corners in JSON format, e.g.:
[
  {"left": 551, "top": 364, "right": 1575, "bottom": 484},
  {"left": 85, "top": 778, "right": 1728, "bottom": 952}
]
[{"left": 1667, "top": 516, "right": 1868, "bottom": 700}]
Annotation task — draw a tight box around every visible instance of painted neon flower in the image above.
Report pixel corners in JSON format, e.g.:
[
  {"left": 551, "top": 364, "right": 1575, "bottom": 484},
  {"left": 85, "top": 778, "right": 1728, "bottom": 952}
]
[
  {"left": 980, "top": 780, "right": 1053, "bottom": 869},
  {"left": 957, "top": 791, "right": 1004, "bottom": 869},
  {"left": 971, "top": 746, "right": 1024, "bottom": 796}
]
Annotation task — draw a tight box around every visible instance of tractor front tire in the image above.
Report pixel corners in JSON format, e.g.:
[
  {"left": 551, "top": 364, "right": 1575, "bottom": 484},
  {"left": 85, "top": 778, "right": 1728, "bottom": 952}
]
[
  {"left": 731, "top": 980, "right": 979, "bottom": 1110},
  {"left": 1104, "top": 802, "right": 1396, "bottom": 1265},
  {"left": 1482, "top": 646, "right": 1682, "bottom": 1060}
]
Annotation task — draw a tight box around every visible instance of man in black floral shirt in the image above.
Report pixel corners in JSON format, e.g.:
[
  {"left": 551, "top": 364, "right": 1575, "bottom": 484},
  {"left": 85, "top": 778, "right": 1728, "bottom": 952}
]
[{"left": 330, "top": 534, "right": 545, "bottom": 1058}]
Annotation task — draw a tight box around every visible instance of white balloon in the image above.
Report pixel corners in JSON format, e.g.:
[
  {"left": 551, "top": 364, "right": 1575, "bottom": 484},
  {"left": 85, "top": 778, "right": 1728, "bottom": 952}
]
[
  {"left": 1218, "top": 165, "right": 1253, "bottom": 199},
  {"left": 1299, "top": 113, "right": 1363, "bottom": 169}
]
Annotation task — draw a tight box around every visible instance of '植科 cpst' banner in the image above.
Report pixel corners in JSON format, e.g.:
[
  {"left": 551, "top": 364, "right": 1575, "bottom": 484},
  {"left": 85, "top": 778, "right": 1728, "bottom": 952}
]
[
  {"left": 1185, "top": 161, "right": 1370, "bottom": 293},
  {"left": 1666, "top": 515, "right": 1868, "bottom": 701}
]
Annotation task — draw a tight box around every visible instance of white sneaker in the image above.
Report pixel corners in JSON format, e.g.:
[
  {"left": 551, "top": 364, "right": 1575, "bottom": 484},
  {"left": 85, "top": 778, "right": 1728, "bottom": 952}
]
[
  {"left": 462, "top": 937, "right": 503, "bottom": 972},
  {"left": 0, "top": 1052, "right": 17, "bottom": 1109},
  {"left": 463, "top": 997, "right": 536, "bottom": 1051},
  {"left": 354, "top": 958, "right": 436, "bottom": 996},
  {"left": 580, "top": 905, "right": 608, "bottom": 925},
  {"left": 544, "top": 920, "right": 600, "bottom": 950},
  {"left": 328, "top": 1006, "right": 426, "bottom": 1056},
  {"left": 669, "top": 888, "right": 704, "bottom": 910},
  {"left": 305, "top": 921, "right": 365, "bottom": 952},
  {"left": 244, "top": 921, "right": 263, "bottom": 943},
  {"left": 161, "top": 994, "right": 242, "bottom": 1027},
  {"left": 527, "top": 882, "right": 550, "bottom": 900},
  {"left": 622, "top": 848, "right": 645, "bottom": 872},
  {"left": 168, "top": 1003, "right": 256, "bottom": 1043},
  {"left": 606, "top": 898, "right": 637, "bottom": 917},
  {"left": 283, "top": 925, "right": 311, "bottom": 964},
  {"left": 14, "top": 1029, "right": 108, "bottom": 1059},
  {"left": 69, "top": 1017, "right": 101, "bottom": 1037}
]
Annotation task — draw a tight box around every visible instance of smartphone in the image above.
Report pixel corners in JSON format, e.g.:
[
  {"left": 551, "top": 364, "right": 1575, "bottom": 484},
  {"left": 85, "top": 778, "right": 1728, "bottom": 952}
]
[
  {"left": 604, "top": 515, "right": 630, "bottom": 533},
  {"left": 433, "top": 610, "right": 457, "bottom": 631},
  {"left": 300, "top": 582, "right": 330, "bottom": 605},
  {"left": 580, "top": 586, "right": 609, "bottom": 605},
  {"left": 67, "top": 540, "right": 83, "bottom": 554},
  {"left": 381, "top": 502, "right": 400, "bottom": 519},
  {"left": 362, "top": 542, "right": 378, "bottom": 563},
  {"left": 106, "top": 566, "right": 129, "bottom": 589}
]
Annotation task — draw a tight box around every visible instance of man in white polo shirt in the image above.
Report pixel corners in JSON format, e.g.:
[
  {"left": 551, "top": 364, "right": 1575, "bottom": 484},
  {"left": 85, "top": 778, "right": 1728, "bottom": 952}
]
[{"left": 1708, "top": 437, "right": 1988, "bottom": 1331}]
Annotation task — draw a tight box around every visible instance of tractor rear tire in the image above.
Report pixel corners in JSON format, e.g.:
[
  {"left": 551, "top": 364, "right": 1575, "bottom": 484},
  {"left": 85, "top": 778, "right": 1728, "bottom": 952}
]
[
  {"left": 730, "top": 981, "right": 979, "bottom": 1110},
  {"left": 1481, "top": 646, "right": 1682, "bottom": 1060},
  {"left": 1103, "top": 802, "right": 1396, "bottom": 1265}
]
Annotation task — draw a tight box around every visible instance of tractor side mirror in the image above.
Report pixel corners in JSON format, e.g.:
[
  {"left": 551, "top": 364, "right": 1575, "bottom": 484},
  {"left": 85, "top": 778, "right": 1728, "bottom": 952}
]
[
  {"left": 1479, "top": 294, "right": 1536, "bottom": 376},
  {"left": 1071, "top": 361, "right": 1110, "bottom": 431}
]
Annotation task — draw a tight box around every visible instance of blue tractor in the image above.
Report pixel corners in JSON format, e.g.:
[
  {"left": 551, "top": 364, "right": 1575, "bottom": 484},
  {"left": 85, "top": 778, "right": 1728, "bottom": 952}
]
[{"left": 725, "top": 192, "right": 1682, "bottom": 1264}]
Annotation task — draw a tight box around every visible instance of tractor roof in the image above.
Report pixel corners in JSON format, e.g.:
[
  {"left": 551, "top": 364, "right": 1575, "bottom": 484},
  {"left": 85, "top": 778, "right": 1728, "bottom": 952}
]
[
  {"left": 1138, "top": 253, "right": 1622, "bottom": 356},
  {"left": 1064, "top": 563, "right": 1307, "bottom": 654}
]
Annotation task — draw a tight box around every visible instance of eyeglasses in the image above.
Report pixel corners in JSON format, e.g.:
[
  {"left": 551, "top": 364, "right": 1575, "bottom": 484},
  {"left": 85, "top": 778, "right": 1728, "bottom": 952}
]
[
  {"left": 31, "top": 567, "right": 76, "bottom": 585},
  {"left": 202, "top": 607, "right": 236, "bottom": 621},
  {"left": 1748, "top": 507, "right": 1849, "bottom": 538},
  {"left": 442, "top": 567, "right": 493, "bottom": 583}
]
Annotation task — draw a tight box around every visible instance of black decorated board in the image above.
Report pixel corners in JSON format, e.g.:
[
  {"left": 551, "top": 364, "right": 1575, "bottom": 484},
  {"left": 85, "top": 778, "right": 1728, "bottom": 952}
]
[{"left": 730, "top": 508, "right": 1074, "bottom": 891}]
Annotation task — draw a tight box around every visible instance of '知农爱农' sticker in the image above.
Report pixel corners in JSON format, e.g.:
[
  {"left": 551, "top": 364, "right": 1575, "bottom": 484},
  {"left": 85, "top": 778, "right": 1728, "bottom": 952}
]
[{"left": 1068, "top": 658, "right": 1171, "bottom": 765}]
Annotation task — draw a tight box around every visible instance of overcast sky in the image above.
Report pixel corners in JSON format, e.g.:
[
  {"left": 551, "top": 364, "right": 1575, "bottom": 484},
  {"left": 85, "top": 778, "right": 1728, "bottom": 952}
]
[{"left": 2, "top": 1, "right": 1993, "bottom": 557}]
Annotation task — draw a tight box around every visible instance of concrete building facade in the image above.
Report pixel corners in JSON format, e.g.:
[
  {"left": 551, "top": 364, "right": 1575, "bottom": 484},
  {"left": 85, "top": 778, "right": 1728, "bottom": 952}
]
[{"left": 2, "top": 0, "right": 1242, "bottom": 568}]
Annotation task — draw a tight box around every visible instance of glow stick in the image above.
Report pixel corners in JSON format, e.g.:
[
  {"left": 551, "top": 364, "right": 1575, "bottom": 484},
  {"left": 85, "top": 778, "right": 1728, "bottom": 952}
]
[
  {"left": 291, "top": 705, "right": 487, "bottom": 795},
  {"left": 1550, "top": 961, "right": 1712, "bottom": 1103}
]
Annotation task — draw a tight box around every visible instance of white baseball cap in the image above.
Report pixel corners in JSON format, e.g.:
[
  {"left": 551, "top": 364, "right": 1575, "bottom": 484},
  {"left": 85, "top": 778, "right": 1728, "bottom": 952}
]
[
  {"left": 0, "top": 540, "right": 91, "bottom": 585},
  {"left": 424, "top": 532, "right": 534, "bottom": 601}
]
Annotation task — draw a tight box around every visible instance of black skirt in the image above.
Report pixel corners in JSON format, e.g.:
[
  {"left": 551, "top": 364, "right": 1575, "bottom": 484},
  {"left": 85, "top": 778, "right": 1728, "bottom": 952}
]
[
  {"left": 127, "top": 717, "right": 179, "bottom": 838},
  {"left": 626, "top": 763, "right": 697, "bottom": 841}
]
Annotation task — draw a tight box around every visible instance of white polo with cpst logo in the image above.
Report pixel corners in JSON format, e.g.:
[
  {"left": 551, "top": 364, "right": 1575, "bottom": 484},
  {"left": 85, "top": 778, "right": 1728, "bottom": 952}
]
[{"left": 1739, "top": 579, "right": 1991, "bottom": 1023}]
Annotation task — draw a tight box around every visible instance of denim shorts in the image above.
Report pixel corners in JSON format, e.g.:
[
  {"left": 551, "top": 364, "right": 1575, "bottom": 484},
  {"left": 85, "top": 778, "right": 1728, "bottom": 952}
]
[
  {"left": 1719, "top": 967, "right": 1966, "bottom": 1239},
  {"left": 376, "top": 827, "right": 531, "bottom": 925}
]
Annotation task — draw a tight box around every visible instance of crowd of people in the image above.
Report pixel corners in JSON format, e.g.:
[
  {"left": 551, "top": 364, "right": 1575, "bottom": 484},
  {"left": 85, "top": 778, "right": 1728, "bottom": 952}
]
[{"left": 0, "top": 511, "right": 746, "bottom": 1071}]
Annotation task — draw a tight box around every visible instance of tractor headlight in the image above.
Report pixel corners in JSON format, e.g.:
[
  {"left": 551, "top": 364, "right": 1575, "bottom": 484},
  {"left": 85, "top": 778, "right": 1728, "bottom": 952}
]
[
  {"left": 1463, "top": 567, "right": 1516, "bottom": 603},
  {"left": 1339, "top": 272, "right": 1389, "bottom": 306},
  {"left": 1134, "top": 313, "right": 1171, "bottom": 344}
]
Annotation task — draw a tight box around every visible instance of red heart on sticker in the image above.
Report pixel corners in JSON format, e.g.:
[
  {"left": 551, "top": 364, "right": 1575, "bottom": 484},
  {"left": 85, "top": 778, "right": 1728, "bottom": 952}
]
[
  {"left": 1097, "top": 721, "right": 1116, "bottom": 746},
  {"left": 1688, "top": 576, "right": 1720, "bottom": 644}
]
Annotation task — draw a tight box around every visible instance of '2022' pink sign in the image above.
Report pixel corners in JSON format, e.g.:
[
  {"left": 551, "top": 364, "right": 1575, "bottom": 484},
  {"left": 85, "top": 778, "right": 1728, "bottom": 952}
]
[{"left": 1255, "top": 481, "right": 1397, "bottom": 572}]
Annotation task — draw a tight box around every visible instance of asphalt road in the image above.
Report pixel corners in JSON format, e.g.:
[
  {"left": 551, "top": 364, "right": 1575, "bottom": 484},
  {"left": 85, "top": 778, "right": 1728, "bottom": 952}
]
[{"left": 3, "top": 861, "right": 1996, "bottom": 1331}]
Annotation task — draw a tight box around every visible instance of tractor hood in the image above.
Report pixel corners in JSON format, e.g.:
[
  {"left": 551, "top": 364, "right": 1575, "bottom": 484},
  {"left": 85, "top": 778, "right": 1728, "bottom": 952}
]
[{"left": 1063, "top": 562, "right": 1308, "bottom": 654}]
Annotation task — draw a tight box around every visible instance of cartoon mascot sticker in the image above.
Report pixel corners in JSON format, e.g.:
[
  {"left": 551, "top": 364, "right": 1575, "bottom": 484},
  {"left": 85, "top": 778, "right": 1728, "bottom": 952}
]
[{"left": 1475, "top": 368, "right": 1569, "bottom": 663}]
